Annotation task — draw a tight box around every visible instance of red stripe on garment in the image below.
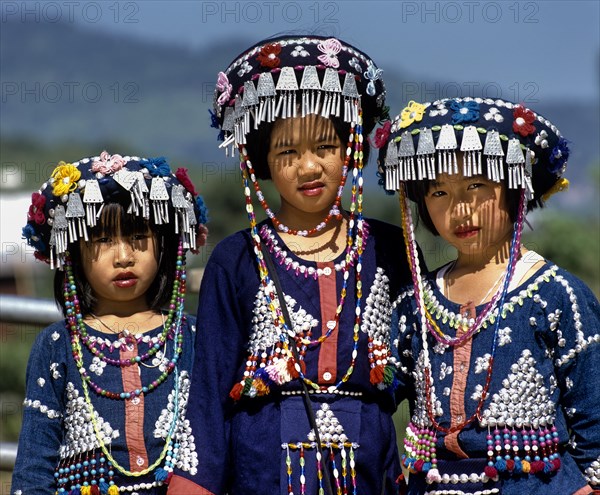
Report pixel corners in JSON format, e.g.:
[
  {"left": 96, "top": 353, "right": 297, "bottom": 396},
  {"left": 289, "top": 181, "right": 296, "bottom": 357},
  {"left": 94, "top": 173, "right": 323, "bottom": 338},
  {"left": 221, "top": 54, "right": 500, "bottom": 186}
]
[
  {"left": 317, "top": 262, "right": 338, "bottom": 385},
  {"left": 120, "top": 338, "right": 149, "bottom": 472},
  {"left": 445, "top": 302, "right": 476, "bottom": 459}
]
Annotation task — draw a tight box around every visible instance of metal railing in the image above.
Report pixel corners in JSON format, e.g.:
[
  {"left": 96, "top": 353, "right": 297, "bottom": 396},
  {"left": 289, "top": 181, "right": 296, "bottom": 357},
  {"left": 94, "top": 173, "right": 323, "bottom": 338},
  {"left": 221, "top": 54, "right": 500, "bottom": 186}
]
[{"left": 0, "top": 294, "right": 61, "bottom": 472}]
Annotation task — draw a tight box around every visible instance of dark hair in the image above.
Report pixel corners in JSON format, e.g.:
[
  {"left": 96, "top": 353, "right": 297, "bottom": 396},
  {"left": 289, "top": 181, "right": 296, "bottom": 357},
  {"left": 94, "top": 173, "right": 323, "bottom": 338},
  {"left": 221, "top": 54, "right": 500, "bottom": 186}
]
[
  {"left": 245, "top": 113, "right": 373, "bottom": 180},
  {"left": 406, "top": 176, "right": 523, "bottom": 236},
  {"left": 53, "top": 203, "right": 179, "bottom": 316}
]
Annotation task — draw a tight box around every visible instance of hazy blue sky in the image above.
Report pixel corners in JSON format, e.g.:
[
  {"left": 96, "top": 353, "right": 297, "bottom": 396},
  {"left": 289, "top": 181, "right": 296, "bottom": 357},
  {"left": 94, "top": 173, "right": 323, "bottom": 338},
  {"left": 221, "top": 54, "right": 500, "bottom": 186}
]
[{"left": 61, "top": 0, "right": 600, "bottom": 102}]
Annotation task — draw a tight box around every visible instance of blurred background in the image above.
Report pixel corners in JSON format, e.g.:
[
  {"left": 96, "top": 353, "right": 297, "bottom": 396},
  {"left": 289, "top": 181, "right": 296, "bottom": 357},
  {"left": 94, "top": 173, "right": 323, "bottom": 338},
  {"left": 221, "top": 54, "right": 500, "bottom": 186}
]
[{"left": 1, "top": 0, "right": 598, "bottom": 489}]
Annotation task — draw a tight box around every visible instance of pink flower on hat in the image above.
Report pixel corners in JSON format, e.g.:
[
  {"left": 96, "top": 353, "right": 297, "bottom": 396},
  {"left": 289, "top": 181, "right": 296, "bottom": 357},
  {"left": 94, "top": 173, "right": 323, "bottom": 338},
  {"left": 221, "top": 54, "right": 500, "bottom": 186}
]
[
  {"left": 373, "top": 121, "right": 391, "bottom": 149},
  {"left": 512, "top": 107, "right": 536, "bottom": 137},
  {"left": 91, "top": 151, "right": 126, "bottom": 175},
  {"left": 317, "top": 38, "right": 342, "bottom": 68},
  {"left": 256, "top": 43, "right": 281, "bottom": 68},
  {"left": 216, "top": 71, "right": 232, "bottom": 105},
  {"left": 27, "top": 192, "right": 46, "bottom": 225}
]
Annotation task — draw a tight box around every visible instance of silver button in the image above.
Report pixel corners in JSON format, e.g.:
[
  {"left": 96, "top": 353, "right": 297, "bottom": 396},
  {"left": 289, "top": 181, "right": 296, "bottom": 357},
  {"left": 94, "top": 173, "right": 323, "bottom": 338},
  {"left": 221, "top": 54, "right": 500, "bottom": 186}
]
[
  {"left": 132, "top": 397, "right": 140, "bottom": 405},
  {"left": 323, "top": 267, "right": 332, "bottom": 276},
  {"left": 136, "top": 456, "right": 145, "bottom": 466},
  {"left": 323, "top": 371, "right": 332, "bottom": 381}
]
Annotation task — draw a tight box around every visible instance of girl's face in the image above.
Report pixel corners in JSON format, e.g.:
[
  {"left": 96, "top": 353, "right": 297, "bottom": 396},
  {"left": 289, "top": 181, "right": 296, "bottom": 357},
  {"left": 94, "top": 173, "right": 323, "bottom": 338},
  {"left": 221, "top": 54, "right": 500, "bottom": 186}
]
[
  {"left": 80, "top": 227, "right": 159, "bottom": 312},
  {"left": 267, "top": 114, "right": 345, "bottom": 224},
  {"left": 424, "top": 168, "right": 514, "bottom": 260}
]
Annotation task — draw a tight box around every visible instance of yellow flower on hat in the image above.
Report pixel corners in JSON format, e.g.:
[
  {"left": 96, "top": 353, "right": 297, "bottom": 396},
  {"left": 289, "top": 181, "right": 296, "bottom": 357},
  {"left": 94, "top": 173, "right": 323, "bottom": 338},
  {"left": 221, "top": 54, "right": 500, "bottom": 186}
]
[
  {"left": 51, "top": 161, "right": 81, "bottom": 197},
  {"left": 399, "top": 100, "right": 426, "bottom": 129}
]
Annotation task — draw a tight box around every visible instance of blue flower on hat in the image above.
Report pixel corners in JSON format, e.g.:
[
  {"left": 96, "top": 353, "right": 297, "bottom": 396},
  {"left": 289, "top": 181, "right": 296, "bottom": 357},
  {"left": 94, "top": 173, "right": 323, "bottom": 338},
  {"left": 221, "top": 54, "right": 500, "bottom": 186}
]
[
  {"left": 143, "top": 157, "right": 172, "bottom": 177},
  {"left": 22, "top": 224, "right": 46, "bottom": 252},
  {"left": 449, "top": 100, "right": 480, "bottom": 124},
  {"left": 548, "top": 137, "right": 570, "bottom": 173}
]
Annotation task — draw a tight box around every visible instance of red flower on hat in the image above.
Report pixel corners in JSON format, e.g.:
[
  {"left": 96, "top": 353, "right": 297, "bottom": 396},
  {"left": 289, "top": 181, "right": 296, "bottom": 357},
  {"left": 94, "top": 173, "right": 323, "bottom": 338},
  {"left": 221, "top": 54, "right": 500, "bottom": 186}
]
[
  {"left": 373, "top": 121, "right": 391, "bottom": 149},
  {"left": 28, "top": 192, "right": 46, "bottom": 225},
  {"left": 175, "top": 168, "right": 197, "bottom": 196},
  {"left": 256, "top": 43, "right": 281, "bottom": 68},
  {"left": 512, "top": 107, "right": 536, "bottom": 137}
]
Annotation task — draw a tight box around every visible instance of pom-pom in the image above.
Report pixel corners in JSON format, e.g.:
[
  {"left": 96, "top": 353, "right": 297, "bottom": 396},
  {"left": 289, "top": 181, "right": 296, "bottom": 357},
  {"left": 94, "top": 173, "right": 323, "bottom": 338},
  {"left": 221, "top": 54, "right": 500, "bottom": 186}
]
[
  {"left": 552, "top": 458, "right": 561, "bottom": 471},
  {"left": 383, "top": 364, "right": 396, "bottom": 386},
  {"left": 495, "top": 458, "right": 507, "bottom": 472},
  {"left": 530, "top": 460, "right": 545, "bottom": 473},
  {"left": 81, "top": 487, "right": 91, "bottom": 495},
  {"left": 166, "top": 471, "right": 174, "bottom": 484},
  {"left": 90, "top": 486, "right": 100, "bottom": 495},
  {"left": 484, "top": 465, "right": 498, "bottom": 478},
  {"left": 229, "top": 382, "right": 244, "bottom": 401},
  {"left": 154, "top": 468, "right": 169, "bottom": 481},
  {"left": 422, "top": 462, "right": 432, "bottom": 472},
  {"left": 506, "top": 459, "right": 515, "bottom": 471},
  {"left": 513, "top": 459, "right": 523, "bottom": 473},
  {"left": 107, "top": 486, "right": 120, "bottom": 495},
  {"left": 414, "top": 459, "right": 424, "bottom": 471},
  {"left": 521, "top": 460, "right": 531, "bottom": 473},
  {"left": 370, "top": 365, "right": 385, "bottom": 385},
  {"left": 99, "top": 481, "right": 110, "bottom": 494},
  {"left": 425, "top": 468, "right": 442, "bottom": 483}
]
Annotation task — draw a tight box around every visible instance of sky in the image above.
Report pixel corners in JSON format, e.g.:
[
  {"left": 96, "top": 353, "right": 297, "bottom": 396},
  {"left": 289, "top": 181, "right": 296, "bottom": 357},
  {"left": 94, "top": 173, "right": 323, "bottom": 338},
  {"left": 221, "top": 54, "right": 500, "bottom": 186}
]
[
  {"left": 50, "top": 0, "right": 600, "bottom": 103},
  {"left": 1, "top": 0, "right": 599, "bottom": 268}
]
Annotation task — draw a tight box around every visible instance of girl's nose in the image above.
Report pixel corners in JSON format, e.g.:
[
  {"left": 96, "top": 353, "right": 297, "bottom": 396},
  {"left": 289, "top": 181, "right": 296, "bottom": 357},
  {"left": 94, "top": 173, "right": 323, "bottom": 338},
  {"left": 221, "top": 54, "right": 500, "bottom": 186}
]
[
  {"left": 113, "top": 240, "right": 135, "bottom": 267},
  {"left": 297, "top": 151, "right": 321, "bottom": 177}
]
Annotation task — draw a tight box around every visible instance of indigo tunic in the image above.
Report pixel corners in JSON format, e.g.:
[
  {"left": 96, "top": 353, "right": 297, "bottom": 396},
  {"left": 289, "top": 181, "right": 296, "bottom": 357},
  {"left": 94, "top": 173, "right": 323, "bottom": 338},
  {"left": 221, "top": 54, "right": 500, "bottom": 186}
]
[
  {"left": 392, "top": 261, "right": 600, "bottom": 495},
  {"left": 169, "top": 219, "right": 414, "bottom": 495},
  {"left": 11, "top": 316, "right": 197, "bottom": 495}
]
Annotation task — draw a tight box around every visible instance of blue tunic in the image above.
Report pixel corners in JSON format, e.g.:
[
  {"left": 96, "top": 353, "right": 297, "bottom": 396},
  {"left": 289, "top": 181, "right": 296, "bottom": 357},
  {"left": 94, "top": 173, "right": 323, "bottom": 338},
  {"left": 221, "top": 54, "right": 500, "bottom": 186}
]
[
  {"left": 172, "top": 219, "right": 414, "bottom": 495},
  {"left": 392, "top": 262, "right": 600, "bottom": 495},
  {"left": 11, "top": 316, "right": 197, "bottom": 495}
]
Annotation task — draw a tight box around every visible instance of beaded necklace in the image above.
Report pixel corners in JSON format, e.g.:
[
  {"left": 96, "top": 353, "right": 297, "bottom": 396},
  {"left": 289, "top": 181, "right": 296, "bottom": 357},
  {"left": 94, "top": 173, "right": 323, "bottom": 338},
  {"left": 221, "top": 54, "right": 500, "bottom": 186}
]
[
  {"left": 250, "top": 157, "right": 348, "bottom": 237},
  {"left": 259, "top": 222, "right": 369, "bottom": 280},
  {"left": 61, "top": 241, "right": 188, "bottom": 479},
  {"left": 398, "top": 185, "right": 526, "bottom": 482},
  {"left": 230, "top": 115, "right": 367, "bottom": 399}
]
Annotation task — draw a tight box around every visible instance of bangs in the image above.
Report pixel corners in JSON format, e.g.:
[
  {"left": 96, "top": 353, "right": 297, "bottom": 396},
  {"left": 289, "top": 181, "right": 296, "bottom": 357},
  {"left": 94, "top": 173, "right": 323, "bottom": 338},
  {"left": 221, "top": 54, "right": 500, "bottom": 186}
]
[{"left": 89, "top": 203, "right": 150, "bottom": 238}]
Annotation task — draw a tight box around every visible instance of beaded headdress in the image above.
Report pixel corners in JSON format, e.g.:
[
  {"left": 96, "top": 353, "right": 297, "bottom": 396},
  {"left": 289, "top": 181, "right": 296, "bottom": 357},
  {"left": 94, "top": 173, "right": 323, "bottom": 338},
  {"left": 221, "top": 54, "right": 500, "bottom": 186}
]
[
  {"left": 211, "top": 34, "right": 387, "bottom": 151},
  {"left": 379, "top": 97, "right": 570, "bottom": 208},
  {"left": 22, "top": 151, "right": 208, "bottom": 269}
]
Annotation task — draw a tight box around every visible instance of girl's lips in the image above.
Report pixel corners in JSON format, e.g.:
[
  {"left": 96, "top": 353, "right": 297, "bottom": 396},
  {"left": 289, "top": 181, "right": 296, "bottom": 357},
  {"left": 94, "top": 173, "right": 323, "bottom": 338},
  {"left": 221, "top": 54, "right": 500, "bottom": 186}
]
[
  {"left": 113, "top": 272, "right": 137, "bottom": 288},
  {"left": 298, "top": 181, "right": 325, "bottom": 197},
  {"left": 454, "top": 227, "right": 480, "bottom": 239}
]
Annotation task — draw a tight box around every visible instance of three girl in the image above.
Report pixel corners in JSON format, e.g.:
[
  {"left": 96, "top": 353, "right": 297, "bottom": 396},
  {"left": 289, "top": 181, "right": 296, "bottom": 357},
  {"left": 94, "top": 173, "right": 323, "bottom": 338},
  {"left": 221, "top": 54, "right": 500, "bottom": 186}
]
[
  {"left": 13, "top": 152, "right": 207, "bottom": 494},
  {"left": 380, "top": 98, "right": 600, "bottom": 495},
  {"left": 167, "top": 36, "right": 414, "bottom": 494}
]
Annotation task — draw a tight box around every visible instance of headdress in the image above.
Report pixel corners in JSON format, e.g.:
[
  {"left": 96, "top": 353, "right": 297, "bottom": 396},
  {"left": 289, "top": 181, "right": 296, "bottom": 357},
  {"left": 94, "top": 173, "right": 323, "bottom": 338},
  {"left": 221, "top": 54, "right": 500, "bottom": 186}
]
[
  {"left": 211, "top": 34, "right": 387, "bottom": 151},
  {"left": 22, "top": 151, "right": 208, "bottom": 269},
  {"left": 379, "top": 97, "right": 570, "bottom": 208}
]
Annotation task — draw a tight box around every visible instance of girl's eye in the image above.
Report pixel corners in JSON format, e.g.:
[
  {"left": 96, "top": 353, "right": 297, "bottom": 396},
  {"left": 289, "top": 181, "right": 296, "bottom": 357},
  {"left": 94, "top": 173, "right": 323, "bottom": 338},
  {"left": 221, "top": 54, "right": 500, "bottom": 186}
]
[
  {"left": 278, "top": 149, "right": 296, "bottom": 156},
  {"left": 430, "top": 190, "right": 446, "bottom": 198},
  {"left": 95, "top": 237, "right": 111, "bottom": 244},
  {"left": 318, "top": 144, "right": 337, "bottom": 151},
  {"left": 133, "top": 234, "right": 148, "bottom": 241},
  {"left": 468, "top": 183, "right": 485, "bottom": 190}
]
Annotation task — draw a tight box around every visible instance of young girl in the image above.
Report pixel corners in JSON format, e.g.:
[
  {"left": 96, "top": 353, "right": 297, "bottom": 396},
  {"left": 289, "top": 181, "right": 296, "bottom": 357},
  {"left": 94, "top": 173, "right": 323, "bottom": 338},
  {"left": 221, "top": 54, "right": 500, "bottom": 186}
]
[
  {"left": 12, "top": 152, "right": 208, "bottom": 495},
  {"left": 379, "top": 97, "right": 600, "bottom": 495},
  {"left": 167, "top": 36, "right": 415, "bottom": 494}
]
